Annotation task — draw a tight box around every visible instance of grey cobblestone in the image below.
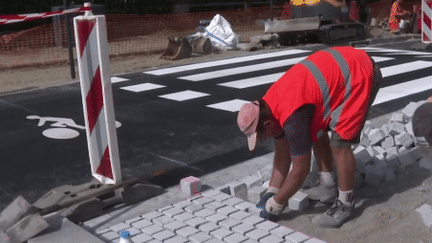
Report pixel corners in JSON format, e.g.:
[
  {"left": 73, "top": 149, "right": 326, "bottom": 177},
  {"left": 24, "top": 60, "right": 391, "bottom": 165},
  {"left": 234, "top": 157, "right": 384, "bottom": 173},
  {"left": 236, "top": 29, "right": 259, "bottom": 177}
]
[
  {"left": 163, "top": 207, "right": 185, "bottom": 217},
  {"left": 256, "top": 221, "right": 279, "bottom": 232},
  {"left": 304, "top": 238, "right": 327, "bottom": 243},
  {"left": 146, "top": 239, "right": 162, "bottom": 243},
  {"left": 141, "top": 211, "right": 164, "bottom": 221},
  {"left": 232, "top": 223, "right": 255, "bottom": 235},
  {"left": 177, "top": 226, "right": 200, "bottom": 238},
  {"left": 259, "top": 234, "right": 285, "bottom": 243},
  {"left": 157, "top": 205, "right": 174, "bottom": 213},
  {"left": 164, "top": 235, "right": 189, "bottom": 243},
  {"left": 210, "top": 227, "right": 234, "bottom": 240},
  {"left": 194, "top": 208, "right": 217, "bottom": 218},
  {"left": 211, "top": 193, "right": 232, "bottom": 202},
  {"left": 242, "top": 215, "right": 265, "bottom": 226},
  {"left": 185, "top": 204, "right": 205, "bottom": 214},
  {"left": 243, "top": 239, "right": 260, "bottom": 243},
  {"left": 131, "top": 219, "right": 153, "bottom": 229},
  {"left": 141, "top": 224, "right": 164, "bottom": 235},
  {"left": 109, "top": 222, "right": 130, "bottom": 232},
  {"left": 174, "top": 200, "right": 194, "bottom": 209},
  {"left": 130, "top": 232, "right": 153, "bottom": 243},
  {"left": 245, "top": 228, "right": 270, "bottom": 241},
  {"left": 219, "top": 217, "right": 242, "bottom": 230},
  {"left": 248, "top": 206, "right": 262, "bottom": 216},
  {"left": 204, "top": 201, "right": 227, "bottom": 211},
  {"left": 124, "top": 227, "right": 141, "bottom": 237},
  {"left": 163, "top": 220, "right": 188, "bottom": 232},
  {"left": 99, "top": 231, "right": 119, "bottom": 241},
  {"left": 234, "top": 201, "right": 256, "bottom": 211},
  {"left": 270, "top": 226, "right": 295, "bottom": 238},
  {"left": 198, "top": 222, "right": 221, "bottom": 233},
  {"left": 224, "top": 232, "right": 249, "bottom": 243},
  {"left": 217, "top": 205, "right": 239, "bottom": 216},
  {"left": 125, "top": 216, "right": 142, "bottom": 224},
  {"left": 189, "top": 232, "right": 212, "bottom": 243},
  {"left": 286, "top": 232, "right": 311, "bottom": 243},
  {"left": 203, "top": 238, "right": 225, "bottom": 243},
  {"left": 95, "top": 227, "right": 111, "bottom": 235},
  {"left": 184, "top": 217, "right": 209, "bottom": 228},
  {"left": 205, "top": 213, "right": 227, "bottom": 224},
  {"left": 152, "top": 229, "right": 175, "bottom": 241},
  {"left": 173, "top": 212, "right": 196, "bottom": 222},
  {"left": 221, "top": 197, "right": 244, "bottom": 207},
  {"left": 229, "top": 210, "right": 252, "bottom": 221},
  {"left": 202, "top": 190, "right": 221, "bottom": 198},
  {"left": 153, "top": 215, "right": 175, "bottom": 226},
  {"left": 192, "top": 196, "right": 215, "bottom": 206}
]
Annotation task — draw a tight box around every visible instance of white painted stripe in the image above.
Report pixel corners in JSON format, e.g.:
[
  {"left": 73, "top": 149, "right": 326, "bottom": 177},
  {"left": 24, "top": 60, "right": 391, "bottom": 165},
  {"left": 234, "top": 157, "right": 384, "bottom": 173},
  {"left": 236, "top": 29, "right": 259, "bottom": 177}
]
[
  {"left": 357, "top": 47, "right": 408, "bottom": 53},
  {"left": 380, "top": 61, "right": 432, "bottom": 78},
  {"left": 371, "top": 56, "right": 395, "bottom": 62},
  {"left": 89, "top": 107, "right": 109, "bottom": 172},
  {"left": 80, "top": 25, "right": 100, "bottom": 96},
  {"left": 144, "top": 49, "right": 311, "bottom": 75},
  {"left": 206, "top": 99, "right": 250, "bottom": 112},
  {"left": 120, "top": 83, "right": 165, "bottom": 92},
  {"left": 111, "top": 77, "right": 130, "bottom": 83},
  {"left": 159, "top": 90, "right": 210, "bottom": 101},
  {"left": 179, "top": 57, "right": 306, "bottom": 82},
  {"left": 219, "top": 72, "right": 284, "bottom": 89},
  {"left": 372, "top": 75, "right": 432, "bottom": 105}
]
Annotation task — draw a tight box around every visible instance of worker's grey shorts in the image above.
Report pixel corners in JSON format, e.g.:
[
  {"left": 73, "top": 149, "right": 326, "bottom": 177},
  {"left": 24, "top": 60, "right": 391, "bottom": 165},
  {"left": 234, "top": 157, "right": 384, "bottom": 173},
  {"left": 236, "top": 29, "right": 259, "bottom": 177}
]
[{"left": 330, "top": 57, "right": 382, "bottom": 147}]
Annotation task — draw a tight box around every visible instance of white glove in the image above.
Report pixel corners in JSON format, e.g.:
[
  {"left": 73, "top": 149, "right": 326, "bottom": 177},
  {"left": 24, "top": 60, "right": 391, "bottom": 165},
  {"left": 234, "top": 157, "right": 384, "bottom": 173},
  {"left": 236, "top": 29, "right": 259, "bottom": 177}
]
[{"left": 265, "top": 196, "right": 285, "bottom": 215}]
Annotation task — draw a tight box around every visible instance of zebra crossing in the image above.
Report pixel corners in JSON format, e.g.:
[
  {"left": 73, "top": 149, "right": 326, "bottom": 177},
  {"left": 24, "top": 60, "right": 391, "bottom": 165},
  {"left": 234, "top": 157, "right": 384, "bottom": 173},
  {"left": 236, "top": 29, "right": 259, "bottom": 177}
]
[{"left": 110, "top": 46, "right": 432, "bottom": 114}]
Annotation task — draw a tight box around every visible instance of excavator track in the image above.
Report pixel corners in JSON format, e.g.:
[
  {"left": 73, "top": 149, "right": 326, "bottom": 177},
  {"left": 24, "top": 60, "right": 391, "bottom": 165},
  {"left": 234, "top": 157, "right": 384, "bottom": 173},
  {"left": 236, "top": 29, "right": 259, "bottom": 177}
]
[{"left": 318, "top": 22, "right": 366, "bottom": 44}]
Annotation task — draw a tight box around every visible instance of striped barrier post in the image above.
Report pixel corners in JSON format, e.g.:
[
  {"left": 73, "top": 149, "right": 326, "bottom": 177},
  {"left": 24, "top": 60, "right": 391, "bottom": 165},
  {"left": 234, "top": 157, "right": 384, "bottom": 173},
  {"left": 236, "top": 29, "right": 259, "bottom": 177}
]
[
  {"left": 423, "top": 0, "right": 432, "bottom": 43},
  {"left": 73, "top": 3, "right": 121, "bottom": 185}
]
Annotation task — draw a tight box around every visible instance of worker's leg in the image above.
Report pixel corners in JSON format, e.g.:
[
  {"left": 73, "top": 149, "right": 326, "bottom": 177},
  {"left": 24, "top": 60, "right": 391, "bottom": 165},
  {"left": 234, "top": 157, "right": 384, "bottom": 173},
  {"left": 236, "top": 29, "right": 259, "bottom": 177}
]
[
  {"left": 313, "top": 132, "right": 334, "bottom": 173},
  {"left": 331, "top": 144, "right": 356, "bottom": 196}
]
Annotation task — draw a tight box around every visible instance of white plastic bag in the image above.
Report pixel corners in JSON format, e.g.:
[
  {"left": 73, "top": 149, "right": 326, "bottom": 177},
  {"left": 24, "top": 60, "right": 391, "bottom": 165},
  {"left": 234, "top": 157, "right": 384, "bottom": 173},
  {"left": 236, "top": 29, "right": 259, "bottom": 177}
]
[{"left": 204, "top": 14, "right": 238, "bottom": 50}]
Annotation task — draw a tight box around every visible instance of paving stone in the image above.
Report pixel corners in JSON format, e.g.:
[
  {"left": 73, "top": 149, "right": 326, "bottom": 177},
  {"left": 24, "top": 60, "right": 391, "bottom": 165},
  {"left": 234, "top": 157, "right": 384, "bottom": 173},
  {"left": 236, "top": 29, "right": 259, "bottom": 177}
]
[
  {"left": 204, "top": 238, "right": 225, "bottom": 243},
  {"left": 192, "top": 196, "right": 215, "bottom": 206},
  {"left": 242, "top": 215, "right": 265, "bottom": 226},
  {"left": 152, "top": 230, "right": 175, "bottom": 241},
  {"left": 232, "top": 223, "right": 256, "bottom": 235},
  {"left": 224, "top": 232, "right": 249, "bottom": 243},
  {"left": 216, "top": 185, "right": 231, "bottom": 195},
  {"left": 141, "top": 224, "right": 164, "bottom": 235},
  {"left": 131, "top": 219, "right": 153, "bottom": 229},
  {"left": 141, "top": 211, "right": 164, "bottom": 221},
  {"left": 227, "top": 182, "right": 248, "bottom": 200},
  {"left": 181, "top": 176, "right": 202, "bottom": 196},
  {"left": 288, "top": 191, "right": 309, "bottom": 211},
  {"left": 360, "top": 133, "right": 371, "bottom": 147},
  {"left": 405, "top": 121, "right": 414, "bottom": 135},
  {"left": 109, "top": 222, "right": 130, "bottom": 232},
  {"left": 189, "top": 232, "right": 212, "bottom": 243},
  {"left": 198, "top": 222, "right": 221, "bottom": 233},
  {"left": 399, "top": 148, "right": 422, "bottom": 167},
  {"left": 185, "top": 204, "right": 205, "bottom": 214},
  {"left": 248, "top": 186, "right": 267, "bottom": 204},
  {"left": 222, "top": 197, "right": 245, "bottom": 207},
  {"left": 234, "top": 201, "right": 256, "bottom": 211},
  {"left": 95, "top": 228, "right": 111, "bottom": 235},
  {"left": 354, "top": 145, "right": 372, "bottom": 164},
  {"left": 130, "top": 232, "right": 153, "bottom": 243},
  {"left": 211, "top": 193, "right": 232, "bottom": 202},
  {"left": 146, "top": 239, "right": 162, "bottom": 243},
  {"left": 202, "top": 189, "right": 221, "bottom": 198},
  {"left": 210, "top": 227, "right": 234, "bottom": 240},
  {"left": 173, "top": 200, "right": 194, "bottom": 209},
  {"left": 152, "top": 215, "right": 175, "bottom": 226},
  {"left": 205, "top": 213, "right": 227, "bottom": 224},
  {"left": 123, "top": 227, "right": 141, "bottom": 237},
  {"left": 386, "top": 154, "right": 401, "bottom": 168},
  {"left": 248, "top": 206, "right": 263, "bottom": 216},
  {"left": 99, "top": 231, "right": 119, "bottom": 241},
  {"left": 164, "top": 235, "right": 188, "bottom": 243},
  {"left": 245, "top": 228, "right": 270, "bottom": 241},
  {"left": 163, "top": 207, "right": 185, "bottom": 217},
  {"left": 270, "top": 226, "right": 295, "bottom": 238},
  {"left": 396, "top": 132, "right": 414, "bottom": 148},
  {"left": 219, "top": 217, "right": 242, "bottom": 230},
  {"left": 369, "top": 128, "right": 385, "bottom": 145},
  {"left": 157, "top": 205, "right": 174, "bottom": 213},
  {"left": 381, "top": 136, "right": 395, "bottom": 149},
  {"left": 163, "top": 220, "right": 187, "bottom": 232},
  {"left": 184, "top": 217, "right": 208, "bottom": 228},
  {"left": 204, "top": 201, "right": 227, "bottom": 211},
  {"left": 372, "top": 146, "right": 386, "bottom": 156},
  {"left": 242, "top": 240, "right": 260, "bottom": 243},
  {"left": 402, "top": 101, "right": 418, "bottom": 120},
  {"left": 194, "top": 208, "right": 216, "bottom": 218},
  {"left": 125, "top": 216, "right": 142, "bottom": 225},
  {"left": 285, "top": 231, "right": 310, "bottom": 243},
  {"left": 217, "top": 206, "right": 239, "bottom": 216},
  {"left": 259, "top": 234, "right": 285, "bottom": 243},
  {"left": 389, "top": 121, "right": 405, "bottom": 136},
  {"left": 229, "top": 210, "right": 252, "bottom": 221},
  {"left": 416, "top": 204, "right": 432, "bottom": 227},
  {"left": 390, "top": 112, "right": 405, "bottom": 123},
  {"left": 241, "top": 175, "right": 263, "bottom": 189},
  {"left": 304, "top": 238, "right": 328, "bottom": 243},
  {"left": 255, "top": 220, "right": 279, "bottom": 232},
  {"left": 262, "top": 180, "right": 270, "bottom": 188},
  {"left": 173, "top": 212, "right": 195, "bottom": 222},
  {"left": 176, "top": 226, "right": 200, "bottom": 238}
]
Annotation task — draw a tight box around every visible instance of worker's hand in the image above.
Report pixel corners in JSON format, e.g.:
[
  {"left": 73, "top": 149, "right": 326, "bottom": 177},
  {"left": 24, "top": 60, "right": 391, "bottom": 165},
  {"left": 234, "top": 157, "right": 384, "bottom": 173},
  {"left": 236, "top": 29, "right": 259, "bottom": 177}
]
[
  {"left": 259, "top": 196, "right": 285, "bottom": 222},
  {"left": 256, "top": 192, "right": 276, "bottom": 209}
]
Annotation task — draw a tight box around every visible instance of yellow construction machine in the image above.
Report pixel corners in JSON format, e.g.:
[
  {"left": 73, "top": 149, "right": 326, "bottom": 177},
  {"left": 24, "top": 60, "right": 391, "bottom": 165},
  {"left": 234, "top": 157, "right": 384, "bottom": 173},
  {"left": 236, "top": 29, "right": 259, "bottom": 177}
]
[{"left": 265, "top": 0, "right": 366, "bottom": 45}]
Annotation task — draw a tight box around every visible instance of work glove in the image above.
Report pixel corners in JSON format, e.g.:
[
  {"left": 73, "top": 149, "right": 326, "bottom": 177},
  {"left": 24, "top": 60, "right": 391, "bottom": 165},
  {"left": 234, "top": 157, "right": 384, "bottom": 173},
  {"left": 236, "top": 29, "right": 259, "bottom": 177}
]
[
  {"left": 256, "top": 192, "right": 276, "bottom": 209},
  {"left": 260, "top": 196, "right": 285, "bottom": 222}
]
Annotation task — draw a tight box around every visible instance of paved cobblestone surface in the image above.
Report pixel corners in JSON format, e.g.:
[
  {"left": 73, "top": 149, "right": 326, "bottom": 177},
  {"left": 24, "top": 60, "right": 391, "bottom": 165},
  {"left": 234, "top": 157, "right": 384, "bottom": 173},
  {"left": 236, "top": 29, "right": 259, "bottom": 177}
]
[{"left": 93, "top": 189, "right": 327, "bottom": 243}]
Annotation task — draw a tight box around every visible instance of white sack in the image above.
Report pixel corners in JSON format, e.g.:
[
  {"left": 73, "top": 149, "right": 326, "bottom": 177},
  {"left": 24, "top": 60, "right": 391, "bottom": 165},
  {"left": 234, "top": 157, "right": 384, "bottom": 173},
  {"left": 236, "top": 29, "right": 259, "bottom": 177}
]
[{"left": 204, "top": 14, "right": 238, "bottom": 50}]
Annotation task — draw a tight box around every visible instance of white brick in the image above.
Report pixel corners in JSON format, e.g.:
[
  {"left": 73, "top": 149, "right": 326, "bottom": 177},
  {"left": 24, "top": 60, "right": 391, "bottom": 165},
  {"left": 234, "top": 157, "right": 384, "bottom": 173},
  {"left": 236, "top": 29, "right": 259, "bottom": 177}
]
[
  {"left": 248, "top": 206, "right": 262, "bottom": 216},
  {"left": 125, "top": 216, "right": 142, "bottom": 225},
  {"left": 99, "top": 231, "right": 119, "bottom": 241},
  {"left": 234, "top": 201, "right": 255, "bottom": 211},
  {"left": 153, "top": 215, "right": 175, "bottom": 226},
  {"left": 185, "top": 204, "right": 205, "bottom": 214},
  {"left": 389, "top": 122, "right": 405, "bottom": 136},
  {"left": 248, "top": 186, "right": 267, "bottom": 204},
  {"left": 202, "top": 189, "right": 221, "bottom": 198},
  {"left": 205, "top": 213, "right": 227, "bottom": 224},
  {"left": 241, "top": 175, "right": 263, "bottom": 189},
  {"left": 372, "top": 146, "right": 386, "bottom": 156},
  {"left": 157, "top": 205, "right": 174, "bottom": 213},
  {"left": 210, "top": 227, "right": 234, "bottom": 240},
  {"left": 224, "top": 232, "right": 249, "bottom": 243},
  {"left": 382, "top": 124, "right": 390, "bottom": 136},
  {"left": 141, "top": 224, "right": 164, "bottom": 235},
  {"left": 194, "top": 208, "right": 216, "bottom": 218},
  {"left": 173, "top": 200, "right": 193, "bottom": 209},
  {"left": 219, "top": 218, "right": 241, "bottom": 230},
  {"left": 245, "top": 228, "right": 270, "bottom": 241},
  {"left": 232, "top": 223, "right": 255, "bottom": 235},
  {"left": 130, "top": 232, "right": 153, "bottom": 243},
  {"left": 152, "top": 230, "right": 175, "bottom": 241},
  {"left": 360, "top": 133, "right": 371, "bottom": 147},
  {"left": 390, "top": 112, "right": 405, "bottom": 123},
  {"left": 255, "top": 165, "right": 273, "bottom": 182},
  {"left": 109, "top": 222, "right": 130, "bottom": 232},
  {"left": 164, "top": 235, "right": 188, "bottom": 243},
  {"left": 242, "top": 215, "right": 265, "bottom": 226},
  {"left": 163, "top": 207, "right": 185, "bottom": 217},
  {"left": 255, "top": 221, "right": 279, "bottom": 232},
  {"left": 227, "top": 182, "right": 248, "bottom": 200},
  {"left": 259, "top": 234, "right": 285, "bottom": 243},
  {"left": 405, "top": 121, "right": 414, "bottom": 135},
  {"left": 192, "top": 196, "right": 214, "bottom": 206},
  {"left": 304, "top": 238, "right": 328, "bottom": 243},
  {"left": 176, "top": 226, "right": 199, "bottom": 238},
  {"left": 229, "top": 210, "right": 252, "bottom": 221},
  {"left": 184, "top": 217, "right": 208, "bottom": 228},
  {"left": 204, "top": 201, "right": 227, "bottom": 211},
  {"left": 381, "top": 136, "right": 395, "bottom": 150},
  {"left": 212, "top": 193, "right": 232, "bottom": 202},
  {"left": 369, "top": 128, "right": 385, "bottom": 145},
  {"left": 217, "top": 206, "right": 239, "bottom": 216},
  {"left": 141, "top": 211, "right": 163, "bottom": 221},
  {"left": 204, "top": 238, "right": 225, "bottom": 243},
  {"left": 285, "top": 231, "right": 311, "bottom": 243},
  {"left": 262, "top": 180, "right": 270, "bottom": 188},
  {"left": 354, "top": 145, "right": 373, "bottom": 164},
  {"left": 163, "top": 220, "right": 187, "bottom": 232},
  {"left": 288, "top": 191, "right": 309, "bottom": 211},
  {"left": 222, "top": 197, "right": 244, "bottom": 207},
  {"left": 395, "top": 132, "right": 414, "bottom": 148},
  {"left": 198, "top": 222, "right": 220, "bottom": 233},
  {"left": 189, "top": 232, "right": 212, "bottom": 243},
  {"left": 181, "top": 176, "right": 202, "bottom": 196},
  {"left": 415, "top": 204, "right": 432, "bottom": 227},
  {"left": 173, "top": 212, "right": 195, "bottom": 222},
  {"left": 270, "top": 226, "right": 295, "bottom": 238},
  {"left": 131, "top": 219, "right": 153, "bottom": 229},
  {"left": 398, "top": 147, "right": 422, "bottom": 167},
  {"left": 402, "top": 101, "right": 418, "bottom": 120}
]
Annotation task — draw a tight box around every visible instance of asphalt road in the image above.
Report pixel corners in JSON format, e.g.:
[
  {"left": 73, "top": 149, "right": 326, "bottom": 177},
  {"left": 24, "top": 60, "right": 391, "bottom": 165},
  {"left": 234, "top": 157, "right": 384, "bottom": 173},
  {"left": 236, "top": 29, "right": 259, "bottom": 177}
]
[{"left": 1, "top": 41, "right": 432, "bottom": 212}]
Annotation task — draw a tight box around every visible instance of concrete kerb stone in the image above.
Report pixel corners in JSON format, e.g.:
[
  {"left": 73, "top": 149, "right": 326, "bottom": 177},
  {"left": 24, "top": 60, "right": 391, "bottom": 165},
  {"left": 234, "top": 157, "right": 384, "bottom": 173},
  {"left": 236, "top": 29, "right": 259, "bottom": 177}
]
[{"left": 415, "top": 204, "right": 432, "bottom": 227}]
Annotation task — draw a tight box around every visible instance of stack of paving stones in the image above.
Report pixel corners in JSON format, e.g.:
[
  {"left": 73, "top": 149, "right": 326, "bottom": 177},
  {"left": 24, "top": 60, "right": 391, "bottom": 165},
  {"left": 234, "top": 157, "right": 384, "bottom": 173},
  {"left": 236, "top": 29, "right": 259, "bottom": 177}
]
[
  {"left": 353, "top": 100, "right": 431, "bottom": 187},
  {"left": 92, "top": 172, "right": 325, "bottom": 243}
]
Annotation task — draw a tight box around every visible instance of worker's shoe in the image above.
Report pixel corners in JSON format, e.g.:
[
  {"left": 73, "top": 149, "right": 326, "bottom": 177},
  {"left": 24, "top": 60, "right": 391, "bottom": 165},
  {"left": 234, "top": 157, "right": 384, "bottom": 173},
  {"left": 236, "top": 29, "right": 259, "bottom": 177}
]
[
  {"left": 312, "top": 199, "right": 354, "bottom": 228},
  {"left": 303, "top": 182, "right": 338, "bottom": 204}
]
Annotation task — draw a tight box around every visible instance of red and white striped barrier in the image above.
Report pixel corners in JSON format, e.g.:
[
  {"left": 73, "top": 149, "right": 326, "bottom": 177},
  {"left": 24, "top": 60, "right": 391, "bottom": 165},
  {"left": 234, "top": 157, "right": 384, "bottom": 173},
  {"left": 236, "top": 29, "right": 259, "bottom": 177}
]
[
  {"left": 73, "top": 4, "right": 121, "bottom": 185},
  {"left": 0, "top": 6, "right": 91, "bottom": 25},
  {"left": 423, "top": 0, "right": 432, "bottom": 43}
]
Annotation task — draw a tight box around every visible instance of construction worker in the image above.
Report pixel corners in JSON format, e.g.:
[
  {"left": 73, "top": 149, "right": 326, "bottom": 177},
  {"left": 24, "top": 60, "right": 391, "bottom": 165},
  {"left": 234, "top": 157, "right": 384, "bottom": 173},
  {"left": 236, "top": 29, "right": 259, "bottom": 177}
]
[
  {"left": 237, "top": 46, "right": 382, "bottom": 228},
  {"left": 389, "top": 0, "right": 412, "bottom": 31}
]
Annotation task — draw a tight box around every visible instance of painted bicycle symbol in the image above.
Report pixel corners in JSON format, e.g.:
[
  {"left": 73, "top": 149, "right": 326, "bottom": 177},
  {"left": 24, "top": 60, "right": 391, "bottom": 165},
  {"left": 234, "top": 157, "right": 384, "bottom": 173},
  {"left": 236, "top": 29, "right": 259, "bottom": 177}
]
[{"left": 27, "top": 115, "right": 122, "bottom": 140}]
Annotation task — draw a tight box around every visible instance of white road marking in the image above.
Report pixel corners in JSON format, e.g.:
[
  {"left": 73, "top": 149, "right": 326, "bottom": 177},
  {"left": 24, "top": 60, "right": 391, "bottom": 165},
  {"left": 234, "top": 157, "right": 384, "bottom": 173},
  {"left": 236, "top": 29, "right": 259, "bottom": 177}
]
[
  {"left": 159, "top": 90, "right": 210, "bottom": 101},
  {"left": 143, "top": 49, "right": 311, "bottom": 76},
  {"left": 372, "top": 75, "right": 432, "bottom": 105},
  {"left": 206, "top": 99, "right": 250, "bottom": 112},
  {"left": 219, "top": 72, "right": 284, "bottom": 89},
  {"left": 380, "top": 60, "right": 432, "bottom": 78},
  {"left": 371, "top": 56, "right": 394, "bottom": 62},
  {"left": 120, "top": 83, "right": 165, "bottom": 92},
  {"left": 111, "top": 77, "right": 130, "bottom": 83}
]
